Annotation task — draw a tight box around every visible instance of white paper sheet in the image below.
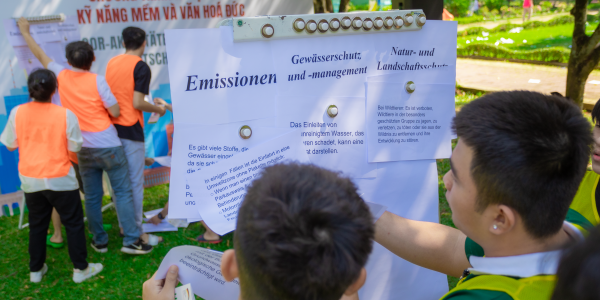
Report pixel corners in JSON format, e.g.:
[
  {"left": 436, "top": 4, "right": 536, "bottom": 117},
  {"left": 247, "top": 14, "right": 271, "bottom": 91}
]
[
  {"left": 277, "top": 96, "right": 376, "bottom": 178},
  {"left": 165, "top": 27, "right": 278, "bottom": 125},
  {"left": 142, "top": 222, "right": 178, "bottom": 233},
  {"left": 4, "top": 19, "right": 61, "bottom": 47},
  {"left": 365, "top": 201, "right": 387, "bottom": 222},
  {"left": 354, "top": 160, "right": 449, "bottom": 300},
  {"left": 168, "top": 119, "right": 292, "bottom": 219},
  {"left": 153, "top": 156, "right": 172, "bottom": 167},
  {"left": 14, "top": 45, "right": 43, "bottom": 74},
  {"left": 187, "top": 130, "right": 311, "bottom": 235},
  {"left": 155, "top": 246, "right": 240, "bottom": 300},
  {"left": 366, "top": 83, "right": 454, "bottom": 162},
  {"left": 271, "top": 21, "right": 457, "bottom": 98}
]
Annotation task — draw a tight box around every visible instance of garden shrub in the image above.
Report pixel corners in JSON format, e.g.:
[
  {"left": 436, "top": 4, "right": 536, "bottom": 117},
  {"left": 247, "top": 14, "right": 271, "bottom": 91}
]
[
  {"left": 457, "top": 44, "right": 571, "bottom": 63},
  {"left": 445, "top": 0, "right": 472, "bottom": 17},
  {"left": 485, "top": 0, "right": 507, "bottom": 11},
  {"left": 458, "top": 15, "right": 574, "bottom": 36}
]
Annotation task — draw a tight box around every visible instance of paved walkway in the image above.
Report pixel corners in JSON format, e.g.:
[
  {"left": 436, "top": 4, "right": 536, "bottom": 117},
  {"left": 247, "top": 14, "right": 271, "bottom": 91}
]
[
  {"left": 456, "top": 58, "right": 600, "bottom": 108},
  {"left": 457, "top": 12, "right": 569, "bottom": 31}
]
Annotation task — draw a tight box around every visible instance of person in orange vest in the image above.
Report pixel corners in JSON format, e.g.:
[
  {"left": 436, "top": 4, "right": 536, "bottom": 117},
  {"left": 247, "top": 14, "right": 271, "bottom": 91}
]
[
  {"left": 105, "top": 27, "right": 167, "bottom": 246},
  {"left": 0, "top": 69, "right": 102, "bottom": 283},
  {"left": 17, "top": 18, "right": 152, "bottom": 255}
]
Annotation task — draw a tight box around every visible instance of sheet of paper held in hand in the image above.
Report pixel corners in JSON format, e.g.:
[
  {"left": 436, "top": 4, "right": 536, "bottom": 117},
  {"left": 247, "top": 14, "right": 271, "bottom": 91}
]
[
  {"left": 277, "top": 96, "right": 376, "bottom": 179},
  {"left": 187, "top": 130, "right": 310, "bottom": 235},
  {"left": 168, "top": 121, "right": 294, "bottom": 219},
  {"left": 366, "top": 83, "right": 455, "bottom": 162},
  {"left": 155, "top": 246, "right": 239, "bottom": 300}
]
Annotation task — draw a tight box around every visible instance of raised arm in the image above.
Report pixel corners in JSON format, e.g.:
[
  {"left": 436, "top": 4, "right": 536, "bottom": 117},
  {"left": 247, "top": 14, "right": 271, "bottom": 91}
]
[
  {"left": 375, "top": 211, "right": 471, "bottom": 277},
  {"left": 17, "top": 17, "right": 53, "bottom": 68}
]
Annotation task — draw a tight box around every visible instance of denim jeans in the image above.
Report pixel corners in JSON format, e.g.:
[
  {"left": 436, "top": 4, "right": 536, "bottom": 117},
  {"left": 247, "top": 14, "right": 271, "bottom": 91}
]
[
  {"left": 78, "top": 146, "right": 139, "bottom": 246},
  {"left": 118, "top": 138, "right": 146, "bottom": 234}
]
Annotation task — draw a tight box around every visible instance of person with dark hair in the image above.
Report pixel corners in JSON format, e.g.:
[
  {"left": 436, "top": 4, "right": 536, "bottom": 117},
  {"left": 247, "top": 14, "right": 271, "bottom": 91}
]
[
  {"left": 552, "top": 226, "right": 600, "bottom": 300},
  {"left": 374, "top": 91, "right": 591, "bottom": 299},
  {"left": 0, "top": 69, "right": 102, "bottom": 283},
  {"left": 566, "top": 99, "right": 600, "bottom": 232},
  {"left": 142, "top": 163, "right": 374, "bottom": 300},
  {"left": 105, "top": 26, "right": 167, "bottom": 246},
  {"left": 17, "top": 17, "right": 152, "bottom": 255}
]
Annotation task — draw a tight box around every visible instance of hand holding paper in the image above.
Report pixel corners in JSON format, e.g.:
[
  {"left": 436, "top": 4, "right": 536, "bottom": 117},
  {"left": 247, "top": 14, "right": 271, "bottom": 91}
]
[
  {"left": 154, "top": 246, "right": 240, "bottom": 300},
  {"left": 143, "top": 265, "right": 179, "bottom": 300}
]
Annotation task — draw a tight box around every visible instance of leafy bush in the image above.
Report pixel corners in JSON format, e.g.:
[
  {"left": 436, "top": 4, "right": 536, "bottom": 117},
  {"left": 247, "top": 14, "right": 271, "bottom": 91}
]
[
  {"left": 445, "top": 0, "right": 472, "bottom": 17},
  {"left": 456, "top": 15, "right": 486, "bottom": 24},
  {"left": 485, "top": 0, "right": 507, "bottom": 11},
  {"left": 457, "top": 43, "right": 571, "bottom": 63},
  {"left": 590, "top": 3, "right": 600, "bottom": 10},
  {"left": 458, "top": 15, "right": 574, "bottom": 36}
]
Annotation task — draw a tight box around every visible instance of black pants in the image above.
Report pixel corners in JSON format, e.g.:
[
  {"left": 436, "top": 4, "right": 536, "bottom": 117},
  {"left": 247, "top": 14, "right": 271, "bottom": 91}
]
[{"left": 26, "top": 189, "right": 88, "bottom": 271}]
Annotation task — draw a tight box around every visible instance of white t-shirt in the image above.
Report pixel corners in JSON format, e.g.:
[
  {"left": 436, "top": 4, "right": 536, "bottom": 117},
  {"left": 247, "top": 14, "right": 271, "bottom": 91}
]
[
  {"left": 0, "top": 105, "right": 82, "bottom": 193},
  {"left": 48, "top": 61, "right": 122, "bottom": 148}
]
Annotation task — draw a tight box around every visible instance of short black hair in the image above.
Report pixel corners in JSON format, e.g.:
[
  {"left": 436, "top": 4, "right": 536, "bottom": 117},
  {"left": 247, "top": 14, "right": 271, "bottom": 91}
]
[
  {"left": 592, "top": 98, "right": 600, "bottom": 124},
  {"left": 65, "top": 41, "right": 94, "bottom": 70},
  {"left": 122, "top": 27, "right": 146, "bottom": 50},
  {"left": 235, "top": 163, "right": 374, "bottom": 300},
  {"left": 453, "top": 91, "right": 592, "bottom": 239},
  {"left": 28, "top": 69, "right": 57, "bottom": 102},
  {"left": 552, "top": 226, "right": 600, "bottom": 300}
]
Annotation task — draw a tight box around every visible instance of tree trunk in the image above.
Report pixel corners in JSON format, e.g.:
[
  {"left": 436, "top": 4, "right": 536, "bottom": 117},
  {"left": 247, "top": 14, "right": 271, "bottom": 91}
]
[
  {"left": 326, "top": 0, "right": 334, "bottom": 13},
  {"left": 565, "top": 0, "right": 600, "bottom": 107},
  {"left": 313, "top": 0, "right": 325, "bottom": 13},
  {"left": 339, "top": 0, "right": 351, "bottom": 12}
]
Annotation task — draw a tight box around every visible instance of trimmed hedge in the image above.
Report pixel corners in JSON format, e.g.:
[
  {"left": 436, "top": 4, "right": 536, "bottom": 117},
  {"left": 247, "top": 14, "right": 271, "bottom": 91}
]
[
  {"left": 458, "top": 15, "right": 575, "bottom": 36},
  {"left": 457, "top": 43, "right": 570, "bottom": 63},
  {"left": 456, "top": 15, "right": 486, "bottom": 24}
]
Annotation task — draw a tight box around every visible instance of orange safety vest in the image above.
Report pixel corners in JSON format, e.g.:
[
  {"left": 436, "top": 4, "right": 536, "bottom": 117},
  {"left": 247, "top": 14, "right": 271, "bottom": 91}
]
[
  {"left": 57, "top": 70, "right": 112, "bottom": 133},
  {"left": 106, "top": 54, "right": 145, "bottom": 128},
  {"left": 15, "top": 102, "right": 71, "bottom": 178}
]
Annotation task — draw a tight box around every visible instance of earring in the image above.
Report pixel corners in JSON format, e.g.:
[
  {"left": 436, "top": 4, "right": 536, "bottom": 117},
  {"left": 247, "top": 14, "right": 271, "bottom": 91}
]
[{"left": 493, "top": 225, "right": 498, "bottom": 230}]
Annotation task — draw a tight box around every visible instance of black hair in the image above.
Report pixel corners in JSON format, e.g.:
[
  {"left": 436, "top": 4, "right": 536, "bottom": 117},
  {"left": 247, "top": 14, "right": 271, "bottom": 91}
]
[
  {"left": 65, "top": 41, "right": 94, "bottom": 70},
  {"left": 552, "top": 226, "right": 600, "bottom": 300},
  {"left": 28, "top": 69, "right": 57, "bottom": 102},
  {"left": 592, "top": 98, "right": 600, "bottom": 124},
  {"left": 453, "top": 91, "right": 592, "bottom": 239},
  {"left": 234, "top": 163, "right": 374, "bottom": 300},
  {"left": 122, "top": 27, "right": 146, "bottom": 50}
]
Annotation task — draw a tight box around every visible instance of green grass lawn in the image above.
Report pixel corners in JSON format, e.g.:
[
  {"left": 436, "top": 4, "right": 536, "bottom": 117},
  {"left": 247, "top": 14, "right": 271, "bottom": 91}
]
[
  {"left": 458, "top": 21, "right": 600, "bottom": 51},
  {"left": 0, "top": 185, "right": 234, "bottom": 300}
]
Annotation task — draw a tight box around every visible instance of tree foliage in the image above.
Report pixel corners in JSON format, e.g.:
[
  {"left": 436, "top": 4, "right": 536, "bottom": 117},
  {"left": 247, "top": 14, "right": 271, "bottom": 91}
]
[{"left": 566, "top": 0, "right": 600, "bottom": 106}]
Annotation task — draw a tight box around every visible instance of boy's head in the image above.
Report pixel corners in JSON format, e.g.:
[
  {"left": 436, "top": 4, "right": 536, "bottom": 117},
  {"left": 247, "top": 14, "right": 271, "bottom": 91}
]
[
  {"left": 552, "top": 226, "right": 600, "bottom": 300},
  {"left": 122, "top": 27, "right": 146, "bottom": 51},
  {"left": 65, "top": 41, "right": 94, "bottom": 70},
  {"left": 220, "top": 163, "right": 374, "bottom": 300},
  {"left": 590, "top": 100, "right": 600, "bottom": 174},
  {"left": 444, "top": 91, "right": 592, "bottom": 245},
  {"left": 28, "top": 69, "right": 57, "bottom": 102}
]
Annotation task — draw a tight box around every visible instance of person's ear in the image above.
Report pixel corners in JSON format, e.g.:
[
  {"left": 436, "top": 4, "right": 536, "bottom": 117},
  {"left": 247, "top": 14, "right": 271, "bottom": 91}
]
[
  {"left": 343, "top": 268, "right": 367, "bottom": 296},
  {"left": 93, "top": 55, "right": 96, "bottom": 62},
  {"left": 489, "top": 204, "right": 516, "bottom": 235},
  {"left": 221, "top": 249, "right": 239, "bottom": 282},
  {"left": 122, "top": 42, "right": 126, "bottom": 48}
]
